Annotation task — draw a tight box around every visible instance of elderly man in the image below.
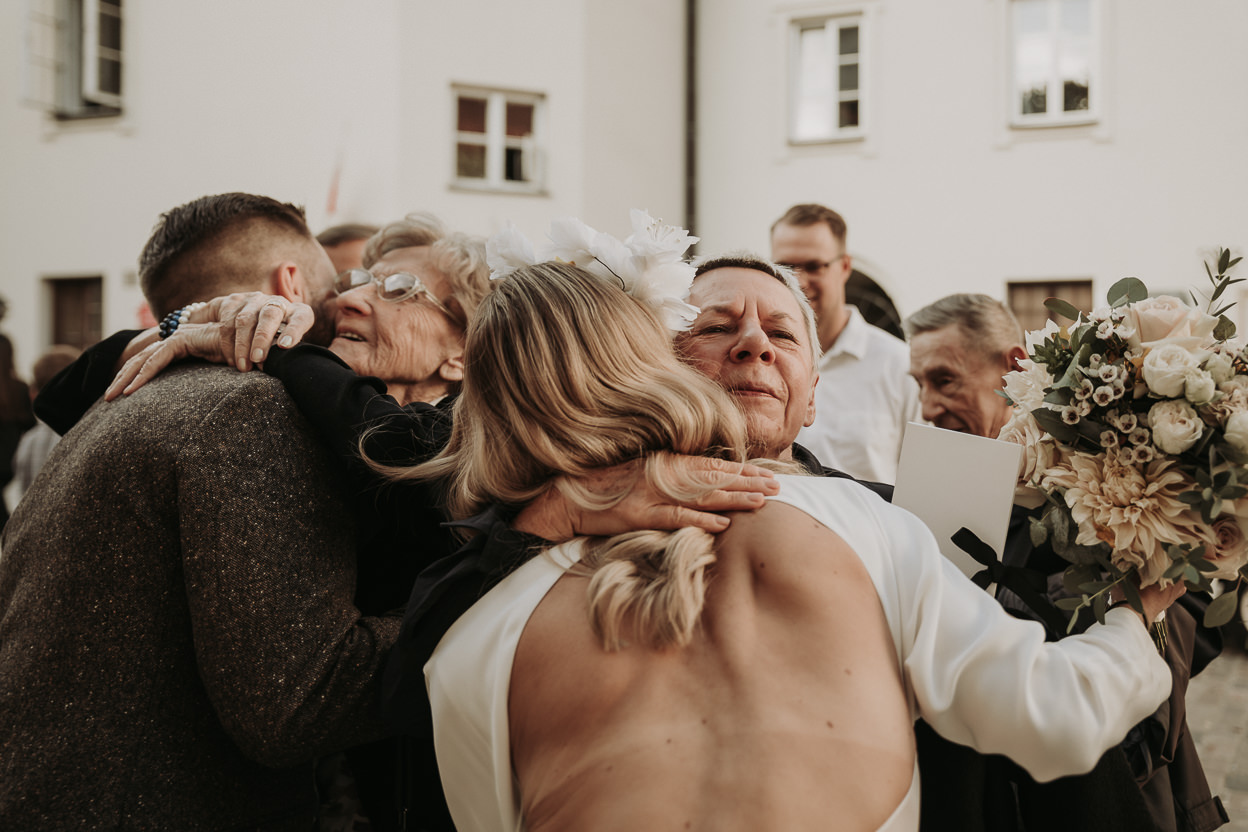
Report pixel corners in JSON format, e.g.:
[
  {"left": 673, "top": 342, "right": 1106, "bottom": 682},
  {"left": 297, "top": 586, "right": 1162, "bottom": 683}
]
[
  {"left": 905, "top": 293, "right": 1228, "bottom": 832},
  {"left": 770, "top": 203, "right": 920, "bottom": 482},
  {"left": 0, "top": 193, "right": 398, "bottom": 830}
]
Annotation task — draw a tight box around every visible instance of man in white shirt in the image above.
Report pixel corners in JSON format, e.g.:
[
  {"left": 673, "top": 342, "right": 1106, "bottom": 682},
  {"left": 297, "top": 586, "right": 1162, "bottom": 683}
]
[{"left": 770, "top": 204, "right": 920, "bottom": 483}]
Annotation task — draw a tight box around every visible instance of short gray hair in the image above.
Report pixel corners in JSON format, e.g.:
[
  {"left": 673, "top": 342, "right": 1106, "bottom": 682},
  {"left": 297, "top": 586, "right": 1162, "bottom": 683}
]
[
  {"left": 361, "top": 212, "right": 446, "bottom": 268},
  {"left": 692, "top": 251, "right": 820, "bottom": 361},
  {"left": 905, "top": 294, "right": 1024, "bottom": 362}
]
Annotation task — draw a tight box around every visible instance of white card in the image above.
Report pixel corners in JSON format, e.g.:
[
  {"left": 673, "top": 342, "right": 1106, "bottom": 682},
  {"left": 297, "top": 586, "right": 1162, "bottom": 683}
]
[{"left": 892, "top": 422, "right": 1022, "bottom": 579}]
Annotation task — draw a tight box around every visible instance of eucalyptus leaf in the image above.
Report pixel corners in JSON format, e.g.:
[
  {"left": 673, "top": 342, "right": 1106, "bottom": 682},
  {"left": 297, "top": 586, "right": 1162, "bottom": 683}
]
[
  {"left": 1107, "top": 277, "right": 1148, "bottom": 308},
  {"left": 1044, "top": 387, "right": 1074, "bottom": 406},
  {"left": 1029, "top": 516, "right": 1049, "bottom": 548},
  {"left": 1216, "top": 314, "right": 1238, "bottom": 339},
  {"left": 1204, "top": 590, "right": 1240, "bottom": 628},
  {"left": 1063, "top": 564, "right": 1099, "bottom": 594},
  {"left": 1092, "top": 592, "right": 1109, "bottom": 625},
  {"left": 1055, "top": 597, "right": 1086, "bottom": 611},
  {"left": 1032, "top": 407, "right": 1081, "bottom": 444},
  {"left": 1219, "top": 248, "right": 1231, "bottom": 274},
  {"left": 1192, "top": 557, "right": 1219, "bottom": 574},
  {"left": 1121, "top": 579, "right": 1143, "bottom": 615},
  {"left": 1044, "top": 297, "right": 1083, "bottom": 321},
  {"left": 1163, "top": 561, "right": 1188, "bottom": 580}
]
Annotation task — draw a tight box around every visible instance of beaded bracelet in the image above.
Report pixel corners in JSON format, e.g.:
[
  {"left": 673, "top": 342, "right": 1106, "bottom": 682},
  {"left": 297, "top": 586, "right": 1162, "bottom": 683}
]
[{"left": 158, "top": 302, "right": 206, "bottom": 339}]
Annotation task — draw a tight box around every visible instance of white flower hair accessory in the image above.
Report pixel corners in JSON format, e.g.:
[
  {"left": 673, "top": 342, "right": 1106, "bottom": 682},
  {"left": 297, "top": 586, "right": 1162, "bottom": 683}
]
[{"left": 486, "top": 210, "right": 701, "bottom": 332}]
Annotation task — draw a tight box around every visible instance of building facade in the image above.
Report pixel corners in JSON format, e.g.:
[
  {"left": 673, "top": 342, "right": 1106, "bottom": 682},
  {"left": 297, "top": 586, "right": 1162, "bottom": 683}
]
[
  {"left": 695, "top": 0, "right": 1248, "bottom": 330},
  {"left": 0, "top": 0, "right": 687, "bottom": 373},
  {"left": 1, "top": 0, "right": 1245, "bottom": 378}
]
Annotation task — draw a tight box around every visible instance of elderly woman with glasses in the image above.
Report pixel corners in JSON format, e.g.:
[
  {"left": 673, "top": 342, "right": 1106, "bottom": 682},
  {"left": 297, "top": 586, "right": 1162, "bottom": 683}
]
[{"left": 326, "top": 212, "right": 487, "bottom": 406}]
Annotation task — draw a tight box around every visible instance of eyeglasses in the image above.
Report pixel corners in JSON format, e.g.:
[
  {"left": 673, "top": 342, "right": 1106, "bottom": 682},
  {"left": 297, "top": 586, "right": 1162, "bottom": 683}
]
[
  {"left": 776, "top": 255, "right": 846, "bottom": 275},
  {"left": 333, "top": 269, "right": 454, "bottom": 318}
]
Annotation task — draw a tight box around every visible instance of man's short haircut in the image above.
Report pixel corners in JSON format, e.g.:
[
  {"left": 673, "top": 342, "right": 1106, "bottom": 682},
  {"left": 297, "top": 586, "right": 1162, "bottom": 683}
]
[
  {"left": 31, "top": 345, "right": 82, "bottom": 393},
  {"left": 361, "top": 212, "right": 446, "bottom": 269},
  {"left": 905, "top": 294, "right": 1025, "bottom": 363},
  {"left": 316, "top": 223, "right": 380, "bottom": 248},
  {"left": 770, "top": 203, "right": 848, "bottom": 247},
  {"left": 692, "top": 251, "right": 820, "bottom": 362},
  {"left": 139, "top": 193, "right": 315, "bottom": 318}
]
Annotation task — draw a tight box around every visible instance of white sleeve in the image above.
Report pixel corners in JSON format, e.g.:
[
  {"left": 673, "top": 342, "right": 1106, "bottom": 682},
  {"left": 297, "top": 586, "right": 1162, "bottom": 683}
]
[
  {"left": 881, "top": 503, "right": 1171, "bottom": 782},
  {"left": 768, "top": 475, "right": 1172, "bottom": 784}
]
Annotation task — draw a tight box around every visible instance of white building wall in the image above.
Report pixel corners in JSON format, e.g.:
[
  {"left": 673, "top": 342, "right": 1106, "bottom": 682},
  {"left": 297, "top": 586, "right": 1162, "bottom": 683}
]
[
  {"left": 0, "top": 0, "right": 686, "bottom": 378},
  {"left": 696, "top": 0, "right": 1248, "bottom": 326}
]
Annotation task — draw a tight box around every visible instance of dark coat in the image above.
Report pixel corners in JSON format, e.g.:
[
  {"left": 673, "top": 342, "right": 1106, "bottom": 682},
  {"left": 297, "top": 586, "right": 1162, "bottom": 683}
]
[
  {"left": 0, "top": 364, "right": 399, "bottom": 831},
  {"left": 37, "top": 338, "right": 461, "bottom": 832},
  {"left": 915, "top": 503, "right": 1228, "bottom": 832}
]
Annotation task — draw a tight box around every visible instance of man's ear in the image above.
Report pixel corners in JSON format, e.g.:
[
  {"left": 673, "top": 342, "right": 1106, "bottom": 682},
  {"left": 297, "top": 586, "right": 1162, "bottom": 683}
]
[
  {"left": 271, "top": 262, "right": 308, "bottom": 304},
  {"left": 804, "top": 372, "right": 819, "bottom": 428},
  {"left": 1004, "top": 344, "right": 1028, "bottom": 373}
]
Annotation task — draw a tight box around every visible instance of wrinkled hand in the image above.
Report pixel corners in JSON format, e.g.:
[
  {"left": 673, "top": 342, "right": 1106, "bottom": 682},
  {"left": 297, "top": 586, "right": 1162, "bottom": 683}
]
[
  {"left": 104, "top": 293, "right": 315, "bottom": 399},
  {"left": 198, "top": 292, "right": 315, "bottom": 372},
  {"left": 105, "top": 323, "right": 230, "bottom": 399},
  {"left": 513, "top": 457, "right": 780, "bottom": 541}
]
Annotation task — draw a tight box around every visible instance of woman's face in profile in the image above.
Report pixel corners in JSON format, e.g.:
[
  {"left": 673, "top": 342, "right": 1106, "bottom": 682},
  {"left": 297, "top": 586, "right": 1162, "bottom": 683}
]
[{"left": 328, "top": 246, "right": 465, "bottom": 405}]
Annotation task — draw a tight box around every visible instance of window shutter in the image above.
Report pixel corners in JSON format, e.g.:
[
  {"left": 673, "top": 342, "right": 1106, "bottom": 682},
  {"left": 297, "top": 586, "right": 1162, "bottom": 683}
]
[
  {"left": 82, "top": 0, "right": 122, "bottom": 107},
  {"left": 21, "top": 0, "right": 60, "bottom": 109}
]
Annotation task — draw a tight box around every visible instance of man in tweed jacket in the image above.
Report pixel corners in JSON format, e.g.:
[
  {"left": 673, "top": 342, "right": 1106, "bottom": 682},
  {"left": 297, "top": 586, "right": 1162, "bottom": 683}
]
[{"left": 0, "top": 193, "right": 400, "bottom": 830}]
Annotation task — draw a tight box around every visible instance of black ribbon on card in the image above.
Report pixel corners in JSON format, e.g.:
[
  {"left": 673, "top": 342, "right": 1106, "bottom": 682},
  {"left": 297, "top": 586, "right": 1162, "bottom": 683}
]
[{"left": 952, "top": 526, "right": 1069, "bottom": 636}]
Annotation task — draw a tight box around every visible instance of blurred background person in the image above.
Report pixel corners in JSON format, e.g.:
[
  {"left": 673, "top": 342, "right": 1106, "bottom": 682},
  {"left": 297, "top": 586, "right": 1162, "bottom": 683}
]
[
  {"left": 12, "top": 345, "right": 81, "bottom": 504},
  {"left": 317, "top": 222, "right": 380, "bottom": 274},
  {"left": 0, "top": 335, "right": 34, "bottom": 531},
  {"left": 770, "top": 204, "right": 919, "bottom": 484}
]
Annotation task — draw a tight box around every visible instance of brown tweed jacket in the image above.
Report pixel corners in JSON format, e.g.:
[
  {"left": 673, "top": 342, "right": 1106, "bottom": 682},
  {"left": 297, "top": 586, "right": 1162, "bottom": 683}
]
[{"left": 0, "top": 364, "right": 400, "bottom": 830}]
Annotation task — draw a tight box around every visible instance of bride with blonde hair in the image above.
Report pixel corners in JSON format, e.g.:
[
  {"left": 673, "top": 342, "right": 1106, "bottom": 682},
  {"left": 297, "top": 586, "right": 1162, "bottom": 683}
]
[{"left": 391, "top": 253, "right": 1180, "bottom": 832}]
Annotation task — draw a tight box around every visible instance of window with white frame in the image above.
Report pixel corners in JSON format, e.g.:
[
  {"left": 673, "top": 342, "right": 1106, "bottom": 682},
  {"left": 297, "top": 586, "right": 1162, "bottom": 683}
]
[
  {"left": 453, "top": 87, "right": 543, "bottom": 192},
  {"left": 789, "top": 14, "right": 863, "bottom": 143},
  {"left": 1010, "top": 0, "right": 1096, "bottom": 125},
  {"left": 24, "top": 0, "right": 123, "bottom": 119}
]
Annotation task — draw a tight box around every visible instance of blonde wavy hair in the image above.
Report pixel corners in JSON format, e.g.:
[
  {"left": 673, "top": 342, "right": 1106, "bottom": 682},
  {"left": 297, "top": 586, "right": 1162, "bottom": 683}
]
[{"left": 380, "top": 261, "right": 761, "bottom": 651}]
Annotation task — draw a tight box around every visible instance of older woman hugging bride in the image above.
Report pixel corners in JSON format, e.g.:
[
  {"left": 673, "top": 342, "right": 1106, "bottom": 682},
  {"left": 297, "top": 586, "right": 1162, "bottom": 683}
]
[{"left": 374, "top": 218, "right": 1182, "bottom": 832}]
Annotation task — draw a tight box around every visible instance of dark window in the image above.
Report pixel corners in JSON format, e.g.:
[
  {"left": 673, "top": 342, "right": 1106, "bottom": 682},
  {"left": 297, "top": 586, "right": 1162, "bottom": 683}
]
[{"left": 49, "top": 277, "right": 103, "bottom": 349}]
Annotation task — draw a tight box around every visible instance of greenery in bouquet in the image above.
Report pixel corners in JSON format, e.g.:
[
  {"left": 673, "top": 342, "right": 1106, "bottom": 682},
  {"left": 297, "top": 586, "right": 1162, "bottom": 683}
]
[{"left": 1001, "top": 248, "right": 1248, "bottom": 631}]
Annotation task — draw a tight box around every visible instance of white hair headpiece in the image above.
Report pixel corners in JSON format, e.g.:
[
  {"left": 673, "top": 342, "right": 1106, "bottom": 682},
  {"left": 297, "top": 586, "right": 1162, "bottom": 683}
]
[{"left": 486, "top": 209, "right": 701, "bottom": 332}]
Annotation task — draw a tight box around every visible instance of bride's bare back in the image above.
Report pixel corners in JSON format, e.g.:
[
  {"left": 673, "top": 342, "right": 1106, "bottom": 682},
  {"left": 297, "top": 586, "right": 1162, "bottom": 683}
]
[{"left": 509, "top": 501, "right": 916, "bottom": 832}]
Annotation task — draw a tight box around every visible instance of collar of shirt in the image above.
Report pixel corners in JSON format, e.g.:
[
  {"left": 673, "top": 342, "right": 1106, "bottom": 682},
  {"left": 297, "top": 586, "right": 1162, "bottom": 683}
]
[{"left": 821, "top": 306, "right": 870, "bottom": 365}]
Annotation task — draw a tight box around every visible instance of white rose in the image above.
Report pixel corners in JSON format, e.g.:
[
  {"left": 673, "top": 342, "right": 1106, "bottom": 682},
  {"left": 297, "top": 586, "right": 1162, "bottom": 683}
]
[
  {"left": 998, "top": 407, "right": 1058, "bottom": 488},
  {"left": 1002, "top": 358, "right": 1053, "bottom": 413},
  {"left": 1205, "top": 352, "right": 1236, "bottom": 384},
  {"left": 1125, "top": 295, "right": 1220, "bottom": 351},
  {"left": 1142, "top": 344, "right": 1202, "bottom": 397},
  {"left": 1148, "top": 399, "right": 1203, "bottom": 454},
  {"left": 1225, "top": 411, "right": 1248, "bottom": 454},
  {"left": 1184, "top": 368, "right": 1217, "bottom": 405}
]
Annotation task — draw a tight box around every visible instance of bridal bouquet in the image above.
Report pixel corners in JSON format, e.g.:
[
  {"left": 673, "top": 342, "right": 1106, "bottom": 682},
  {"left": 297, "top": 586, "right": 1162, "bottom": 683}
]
[{"left": 1002, "top": 248, "right": 1248, "bottom": 629}]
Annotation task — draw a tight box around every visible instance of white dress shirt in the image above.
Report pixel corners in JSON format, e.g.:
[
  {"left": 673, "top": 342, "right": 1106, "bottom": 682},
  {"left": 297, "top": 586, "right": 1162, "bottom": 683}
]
[{"left": 797, "top": 307, "right": 921, "bottom": 483}]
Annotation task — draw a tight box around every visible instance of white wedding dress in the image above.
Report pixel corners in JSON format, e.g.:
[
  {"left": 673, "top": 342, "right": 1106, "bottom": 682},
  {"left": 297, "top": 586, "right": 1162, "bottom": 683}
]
[{"left": 425, "top": 475, "right": 1171, "bottom": 832}]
